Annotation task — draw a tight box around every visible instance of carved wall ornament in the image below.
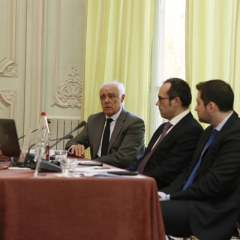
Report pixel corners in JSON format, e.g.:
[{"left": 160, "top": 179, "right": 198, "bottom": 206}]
[
  {"left": 0, "top": 89, "right": 16, "bottom": 118},
  {"left": 0, "top": 0, "right": 18, "bottom": 77},
  {"left": 2, "top": 63, "right": 18, "bottom": 77},
  {"left": 0, "top": 89, "right": 17, "bottom": 104},
  {"left": 52, "top": 65, "right": 82, "bottom": 108}
]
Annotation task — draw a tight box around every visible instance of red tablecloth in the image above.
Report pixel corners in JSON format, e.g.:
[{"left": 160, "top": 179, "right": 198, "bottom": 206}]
[{"left": 0, "top": 169, "right": 165, "bottom": 240}]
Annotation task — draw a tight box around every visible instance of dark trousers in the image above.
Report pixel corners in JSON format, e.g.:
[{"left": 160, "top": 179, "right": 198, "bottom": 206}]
[
  {"left": 160, "top": 200, "right": 193, "bottom": 237},
  {"left": 161, "top": 200, "right": 237, "bottom": 240}
]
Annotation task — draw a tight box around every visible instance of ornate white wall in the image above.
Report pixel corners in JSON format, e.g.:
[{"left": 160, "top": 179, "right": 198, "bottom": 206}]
[{"left": 0, "top": 0, "right": 85, "bottom": 147}]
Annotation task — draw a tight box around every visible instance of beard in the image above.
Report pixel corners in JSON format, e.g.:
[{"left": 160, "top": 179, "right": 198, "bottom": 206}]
[{"left": 198, "top": 114, "right": 210, "bottom": 124}]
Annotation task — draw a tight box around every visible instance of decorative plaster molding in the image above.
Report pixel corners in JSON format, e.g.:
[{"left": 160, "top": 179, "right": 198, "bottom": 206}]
[
  {"left": 52, "top": 65, "right": 82, "bottom": 108},
  {"left": 0, "top": 0, "right": 18, "bottom": 77},
  {"left": 0, "top": 89, "right": 16, "bottom": 104},
  {"left": 2, "top": 63, "right": 18, "bottom": 77},
  {"left": 0, "top": 89, "right": 16, "bottom": 118}
]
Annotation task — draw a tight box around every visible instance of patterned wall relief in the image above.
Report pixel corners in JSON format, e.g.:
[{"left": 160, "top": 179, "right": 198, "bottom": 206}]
[
  {"left": 0, "top": 0, "right": 18, "bottom": 77},
  {"left": 52, "top": 65, "right": 82, "bottom": 108},
  {"left": 2, "top": 63, "right": 18, "bottom": 77},
  {"left": 0, "top": 89, "right": 16, "bottom": 118}
]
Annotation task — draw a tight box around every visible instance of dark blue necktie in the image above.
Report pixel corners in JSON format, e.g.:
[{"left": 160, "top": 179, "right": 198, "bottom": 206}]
[{"left": 182, "top": 129, "right": 219, "bottom": 190}]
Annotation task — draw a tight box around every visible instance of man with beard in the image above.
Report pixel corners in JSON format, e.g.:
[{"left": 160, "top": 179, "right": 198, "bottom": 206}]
[{"left": 159, "top": 80, "right": 240, "bottom": 240}]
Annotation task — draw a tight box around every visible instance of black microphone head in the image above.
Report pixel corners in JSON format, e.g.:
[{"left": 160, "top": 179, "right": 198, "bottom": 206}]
[
  {"left": 73, "top": 120, "right": 87, "bottom": 131},
  {"left": 67, "top": 134, "right": 73, "bottom": 139},
  {"left": 51, "top": 134, "right": 74, "bottom": 141}
]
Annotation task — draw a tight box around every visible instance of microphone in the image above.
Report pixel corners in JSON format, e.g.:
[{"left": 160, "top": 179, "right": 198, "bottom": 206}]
[
  {"left": 26, "top": 134, "right": 73, "bottom": 156},
  {"left": 51, "top": 134, "right": 73, "bottom": 141},
  {"left": 18, "top": 129, "right": 38, "bottom": 140},
  {"left": 27, "top": 121, "right": 86, "bottom": 153},
  {"left": 48, "top": 120, "right": 86, "bottom": 150},
  {"left": 25, "top": 120, "right": 87, "bottom": 172}
]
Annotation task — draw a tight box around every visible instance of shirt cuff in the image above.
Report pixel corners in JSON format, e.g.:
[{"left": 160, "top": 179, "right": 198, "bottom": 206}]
[
  {"left": 67, "top": 145, "right": 75, "bottom": 153},
  {"left": 158, "top": 191, "right": 170, "bottom": 201}
]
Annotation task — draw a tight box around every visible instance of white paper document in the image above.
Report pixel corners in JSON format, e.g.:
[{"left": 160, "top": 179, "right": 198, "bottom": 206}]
[{"left": 75, "top": 166, "right": 123, "bottom": 173}]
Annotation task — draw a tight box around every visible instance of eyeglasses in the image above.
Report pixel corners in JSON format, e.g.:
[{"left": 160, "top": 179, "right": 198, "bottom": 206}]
[{"left": 158, "top": 96, "right": 169, "bottom": 101}]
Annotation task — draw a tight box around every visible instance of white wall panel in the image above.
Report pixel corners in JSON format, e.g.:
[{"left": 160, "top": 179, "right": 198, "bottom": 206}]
[{"left": 0, "top": 0, "right": 85, "bottom": 149}]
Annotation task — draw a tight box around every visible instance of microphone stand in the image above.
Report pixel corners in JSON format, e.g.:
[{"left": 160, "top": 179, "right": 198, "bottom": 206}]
[
  {"left": 26, "top": 135, "right": 73, "bottom": 154},
  {"left": 25, "top": 135, "right": 73, "bottom": 167},
  {"left": 51, "top": 135, "right": 73, "bottom": 141},
  {"left": 49, "top": 121, "right": 86, "bottom": 150},
  {"left": 18, "top": 129, "right": 38, "bottom": 140},
  {"left": 24, "top": 121, "right": 86, "bottom": 170}
]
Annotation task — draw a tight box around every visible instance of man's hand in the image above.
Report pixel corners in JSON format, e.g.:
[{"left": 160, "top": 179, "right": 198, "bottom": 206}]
[{"left": 71, "top": 144, "right": 85, "bottom": 157}]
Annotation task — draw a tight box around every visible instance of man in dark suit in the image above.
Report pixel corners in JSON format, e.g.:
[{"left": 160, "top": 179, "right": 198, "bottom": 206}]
[
  {"left": 65, "top": 81, "right": 145, "bottom": 168},
  {"left": 159, "top": 80, "right": 240, "bottom": 240},
  {"left": 127, "top": 78, "right": 203, "bottom": 189}
]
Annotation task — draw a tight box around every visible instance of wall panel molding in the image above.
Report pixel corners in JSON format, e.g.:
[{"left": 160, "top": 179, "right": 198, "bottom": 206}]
[
  {"left": 0, "top": 0, "right": 18, "bottom": 77},
  {"left": 24, "top": 0, "right": 47, "bottom": 129},
  {"left": 0, "top": 0, "right": 85, "bottom": 145},
  {"left": 52, "top": 65, "right": 82, "bottom": 108},
  {"left": 0, "top": 89, "right": 16, "bottom": 118}
]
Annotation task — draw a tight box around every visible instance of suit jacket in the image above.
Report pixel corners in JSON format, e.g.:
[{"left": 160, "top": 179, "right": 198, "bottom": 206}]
[
  {"left": 142, "top": 112, "right": 203, "bottom": 189},
  {"left": 65, "top": 108, "right": 145, "bottom": 168},
  {"left": 161, "top": 111, "right": 240, "bottom": 239}
]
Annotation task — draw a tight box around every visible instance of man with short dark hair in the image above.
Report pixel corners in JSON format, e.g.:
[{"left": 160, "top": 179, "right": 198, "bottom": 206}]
[
  {"left": 159, "top": 79, "right": 240, "bottom": 240},
  {"left": 65, "top": 81, "right": 145, "bottom": 168},
  {"left": 128, "top": 78, "right": 203, "bottom": 189}
]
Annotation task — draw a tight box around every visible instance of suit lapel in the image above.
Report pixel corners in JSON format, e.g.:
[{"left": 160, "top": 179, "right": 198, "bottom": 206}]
[
  {"left": 195, "top": 111, "right": 238, "bottom": 161},
  {"left": 191, "top": 111, "right": 238, "bottom": 180},
  {"left": 216, "top": 111, "right": 238, "bottom": 136},
  {"left": 196, "top": 126, "right": 212, "bottom": 154},
  {"left": 157, "top": 112, "right": 193, "bottom": 143},
  {"left": 108, "top": 109, "right": 126, "bottom": 151},
  {"left": 145, "top": 112, "right": 194, "bottom": 156},
  {"left": 92, "top": 113, "right": 106, "bottom": 157},
  {"left": 145, "top": 125, "right": 165, "bottom": 155}
]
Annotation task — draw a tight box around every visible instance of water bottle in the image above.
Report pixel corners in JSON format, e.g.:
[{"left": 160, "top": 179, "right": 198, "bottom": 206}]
[{"left": 35, "top": 112, "right": 51, "bottom": 162}]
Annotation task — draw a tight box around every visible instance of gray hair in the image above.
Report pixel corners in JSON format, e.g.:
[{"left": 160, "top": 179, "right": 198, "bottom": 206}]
[{"left": 100, "top": 81, "right": 125, "bottom": 97}]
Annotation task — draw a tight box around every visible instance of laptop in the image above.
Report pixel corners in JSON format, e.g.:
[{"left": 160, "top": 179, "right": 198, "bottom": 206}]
[{"left": 0, "top": 119, "right": 21, "bottom": 158}]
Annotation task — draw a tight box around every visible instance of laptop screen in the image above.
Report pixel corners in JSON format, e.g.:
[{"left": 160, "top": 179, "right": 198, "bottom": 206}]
[{"left": 0, "top": 119, "right": 21, "bottom": 157}]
